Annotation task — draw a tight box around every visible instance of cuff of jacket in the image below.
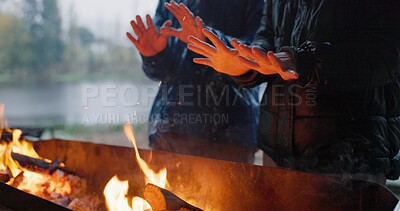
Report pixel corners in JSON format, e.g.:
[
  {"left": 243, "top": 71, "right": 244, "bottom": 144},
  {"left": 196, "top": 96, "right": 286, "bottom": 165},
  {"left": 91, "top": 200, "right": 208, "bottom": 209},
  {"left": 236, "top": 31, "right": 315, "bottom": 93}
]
[
  {"left": 232, "top": 70, "right": 265, "bottom": 87},
  {"left": 140, "top": 48, "right": 172, "bottom": 80},
  {"left": 141, "top": 47, "right": 170, "bottom": 66},
  {"left": 279, "top": 46, "right": 319, "bottom": 87}
]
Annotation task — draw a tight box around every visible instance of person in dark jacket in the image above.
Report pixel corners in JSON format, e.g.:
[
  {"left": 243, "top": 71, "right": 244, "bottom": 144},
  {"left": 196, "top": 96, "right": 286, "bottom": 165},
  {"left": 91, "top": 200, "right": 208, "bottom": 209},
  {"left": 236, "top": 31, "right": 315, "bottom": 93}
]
[
  {"left": 127, "top": 0, "right": 264, "bottom": 163},
  {"left": 188, "top": 0, "right": 400, "bottom": 180}
]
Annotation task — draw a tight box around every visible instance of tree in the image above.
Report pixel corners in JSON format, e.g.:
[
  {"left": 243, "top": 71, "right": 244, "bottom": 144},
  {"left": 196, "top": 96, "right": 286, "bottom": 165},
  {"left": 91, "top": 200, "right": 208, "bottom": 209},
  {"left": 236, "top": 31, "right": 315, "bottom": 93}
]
[
  {"left": 78, "top": 27, "right": 95, "bottom": 47},
  {"left": 0, "top": 13, "right": 33, "bottom": 75},
  {"left": 22, "top": 0, "right": 64, "bottom": 79},
  {"left": 41, "top": 0, "right": 64, "bottom": 66}
]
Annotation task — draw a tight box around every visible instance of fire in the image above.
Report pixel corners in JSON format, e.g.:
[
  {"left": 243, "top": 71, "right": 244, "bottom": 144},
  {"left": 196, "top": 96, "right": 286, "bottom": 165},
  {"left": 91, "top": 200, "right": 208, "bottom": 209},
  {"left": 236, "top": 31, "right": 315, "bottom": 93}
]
[
  {"left": 124, "top": 124, "right": 168, "bottom": 188},
  {"left": 0, "top": 141, "right": 9, "bottom": 172},
  {"left": 103, "top": 124, "right": 167, "bottom": 211},
  {"left": 103, "top": 176, "right": 132, "bottom": 211},
  {"left": 0, "top": 110, "right": 28, "bottom": 177},
  {"left": 11, "top": 129, "right": 40, "bottom": 159},
  {"left": 0, "top": 129, "right": 40, "bottom": 177},
  {"left": 103, "top": 176, "right": 152, "bottom": 211},
  {"left": 0, "top": 105, "right": 42, "bottom": 177},
  {"left": 0, "top": 128, "right": 75, "bottom": 197},
  {"left": 0, "top": 104, "right": 85, "bottom": 207}
]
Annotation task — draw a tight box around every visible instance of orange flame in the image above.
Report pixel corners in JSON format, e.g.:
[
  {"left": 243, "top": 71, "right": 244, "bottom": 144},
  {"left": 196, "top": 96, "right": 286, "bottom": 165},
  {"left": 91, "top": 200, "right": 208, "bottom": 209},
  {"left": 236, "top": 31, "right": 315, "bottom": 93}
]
[
  {"left": 0, "top": 103, "right": 73, "bottom": 199},
  {"left": 11, "top": 129, "right": 40, "bottom": 159},
  {"left": 103, "top": 175, "right": 152, "bottom": 211},
  {"left": 123, "top": 124, "right": 167, "bottom": 188},
  {"left": 103, "top": 123, "right": 168, "bottom": 211}
]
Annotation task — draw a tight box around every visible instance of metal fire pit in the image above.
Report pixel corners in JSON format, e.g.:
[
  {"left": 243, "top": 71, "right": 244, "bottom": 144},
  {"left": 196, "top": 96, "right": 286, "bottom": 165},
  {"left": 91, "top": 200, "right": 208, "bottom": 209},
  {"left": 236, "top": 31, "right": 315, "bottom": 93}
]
[
  {"left": 28, "top": 139, "right": 398, "bottom": 210},
  {"left": 0, "top": 182, "right": 70, "bottom": 211}
]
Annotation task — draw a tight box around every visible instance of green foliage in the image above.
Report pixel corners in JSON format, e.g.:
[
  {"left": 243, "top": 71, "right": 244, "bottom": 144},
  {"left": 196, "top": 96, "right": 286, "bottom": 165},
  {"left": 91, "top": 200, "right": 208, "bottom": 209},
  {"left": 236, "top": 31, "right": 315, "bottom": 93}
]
[
  {"left": 22, "top": 0, "right": 64, "bottom": 78},
  {"left": 0, "top": 13, "right": 34, "bottom": 73},
  {"left": 78, "top": 27, "right": 95, "bottom": 46},
  {"left": 0, "top": 1, "right": 147, "bottom": 83}
]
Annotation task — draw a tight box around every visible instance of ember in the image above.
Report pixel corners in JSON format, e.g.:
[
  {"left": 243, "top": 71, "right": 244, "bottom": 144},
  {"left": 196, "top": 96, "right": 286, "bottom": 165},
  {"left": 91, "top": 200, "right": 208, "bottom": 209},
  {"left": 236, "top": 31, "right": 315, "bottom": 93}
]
[{"left": 0, "top": 104, "right": 99, "bottom": 210}]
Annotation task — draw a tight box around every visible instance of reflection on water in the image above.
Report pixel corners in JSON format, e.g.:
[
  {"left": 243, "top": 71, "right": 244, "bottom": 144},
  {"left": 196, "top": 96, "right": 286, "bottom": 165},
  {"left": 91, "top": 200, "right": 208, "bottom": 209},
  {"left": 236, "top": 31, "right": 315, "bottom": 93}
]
[{"left": 0, "top": 81, "right": 158, "bottom": 127}]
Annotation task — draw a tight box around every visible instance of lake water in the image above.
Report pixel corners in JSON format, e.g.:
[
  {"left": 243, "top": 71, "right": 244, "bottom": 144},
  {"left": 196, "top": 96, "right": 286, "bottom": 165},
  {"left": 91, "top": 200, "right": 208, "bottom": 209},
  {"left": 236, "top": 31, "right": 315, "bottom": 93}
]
[{"left": 0, "top": 81, "right": 158, "bottom": 127}]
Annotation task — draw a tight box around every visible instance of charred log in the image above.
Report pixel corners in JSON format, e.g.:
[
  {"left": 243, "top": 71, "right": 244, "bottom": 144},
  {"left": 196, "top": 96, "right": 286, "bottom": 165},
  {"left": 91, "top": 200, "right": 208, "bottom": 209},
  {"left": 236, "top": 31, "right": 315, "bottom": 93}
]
[
  {"left": 0, "top": 171, "right": 10, "bottom": 182},
  {"left": 11, "top": 152, "right": 73, "bottom": 174},
  {"left": 143, "top": 183, "right": 203, "bottom": 211}
]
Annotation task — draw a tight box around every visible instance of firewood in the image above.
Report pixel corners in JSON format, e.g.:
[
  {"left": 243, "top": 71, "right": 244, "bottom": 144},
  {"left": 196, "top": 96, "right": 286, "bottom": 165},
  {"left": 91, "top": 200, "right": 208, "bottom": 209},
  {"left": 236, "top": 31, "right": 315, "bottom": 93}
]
[
  {"left": 143, "top": 183, "right": 203, "bottom": 211},
  {"left": 0, "top": 171, "right": 10, "bottom": 182},
  {"left": 10, "top": 152, "right": 73, "bottom": 174}
]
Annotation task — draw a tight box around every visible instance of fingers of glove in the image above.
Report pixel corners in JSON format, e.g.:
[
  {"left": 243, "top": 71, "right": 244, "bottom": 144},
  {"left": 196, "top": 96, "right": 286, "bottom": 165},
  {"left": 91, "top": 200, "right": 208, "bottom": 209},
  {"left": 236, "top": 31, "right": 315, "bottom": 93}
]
[
  {"left": 178, "top": 3, "right": 196, "bottom": 25},
  {"left": 235, "top": 43, "right": 253, "bottom": 59},
  {"left": 126, "top": 32, "right": 142, "bottom": 50},
  {"left": 238, "top": 56, "right": 260, "bottom": 70},
  {"left": 281, "top": 70, "right": 299, "bottom": 80},
  {"left": 161, "top": 20, "right": 173, "bottom": 28},
  {"left": 136, "top": 15, "right": 146, "bottom": 32},
  {"left": 165, "top": 1, "right": 184, "bottom": 23},
  {"left": 267, "top": 52, "right": 282, "bottom": 71},
  {"left": 188, "top": 35, "right": 217, "bottom": 54},
  {"left": 188, "top": 44, "right": 213, "bottom": 58},
  {"left": 202, "top": 28, "right": 226, "bottom": 50},
  {"left": 193, "top": 58, "right": 214, "bottom": 68},
  {"left": 195, "top": 16, "right": 205, "bottom": 29},
  {"left": 130, "top": 20, "right": 142, "bottom": 37},
  {"left": 145, "top": 14, "right": 156, "bottom": 33},
  {"left": 231, "top": 39, "right": 241, "bottom": 49},
  {"left": 252, "top": 47, "right": 270, "bottom": 65},
  {"left": 160, "top": 27, "right": 180, "bottom": 37}
]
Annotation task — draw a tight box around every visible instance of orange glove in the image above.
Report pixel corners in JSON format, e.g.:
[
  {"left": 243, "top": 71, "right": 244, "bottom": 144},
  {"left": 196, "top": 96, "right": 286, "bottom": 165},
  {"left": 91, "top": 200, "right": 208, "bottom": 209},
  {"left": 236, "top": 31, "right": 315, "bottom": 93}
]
[
  {"left": 126, "top": 15, "right": 172, "bottom": 57},
  {"left": 187, "top": 29, "right": 250, "bottom": 76},
  {"left": 161, "top": 0, "right": 206, "bottom": 44},
  {"left": 234, "top": 42, "right": 299, "bottom": 80}
]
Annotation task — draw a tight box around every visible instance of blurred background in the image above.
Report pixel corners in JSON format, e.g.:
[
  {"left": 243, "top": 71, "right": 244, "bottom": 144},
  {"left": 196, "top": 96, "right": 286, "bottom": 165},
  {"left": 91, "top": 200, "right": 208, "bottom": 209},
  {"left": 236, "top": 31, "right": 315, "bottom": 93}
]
[{"left": 0, "top": 0, "right": 159, "bottom": 148}]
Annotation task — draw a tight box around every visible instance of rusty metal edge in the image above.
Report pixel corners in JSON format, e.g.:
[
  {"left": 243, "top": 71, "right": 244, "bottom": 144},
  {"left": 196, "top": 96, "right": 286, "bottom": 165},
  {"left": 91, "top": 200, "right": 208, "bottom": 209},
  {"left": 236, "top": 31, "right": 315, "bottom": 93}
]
[{"left": 0, "top": 181, "right": 71, "bottom": 211}]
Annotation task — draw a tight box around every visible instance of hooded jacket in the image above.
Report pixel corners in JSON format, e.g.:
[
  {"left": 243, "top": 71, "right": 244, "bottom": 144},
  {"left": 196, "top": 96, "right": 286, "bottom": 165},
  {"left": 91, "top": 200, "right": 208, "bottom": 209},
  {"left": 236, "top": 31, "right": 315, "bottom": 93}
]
[
  {"left": 234, "top": 0, "right": 400, "bottom": 178},
  {"left": 142, "top": 0, "right": 264, "bottom": 148}
]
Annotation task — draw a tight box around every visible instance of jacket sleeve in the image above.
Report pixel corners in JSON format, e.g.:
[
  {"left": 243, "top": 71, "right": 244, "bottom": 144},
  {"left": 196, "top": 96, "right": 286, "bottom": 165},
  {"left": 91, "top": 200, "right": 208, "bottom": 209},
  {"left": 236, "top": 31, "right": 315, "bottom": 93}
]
[
  {"left": 141, "top": 0, "right": 176, "bottom": 81},
  {"left": 232, "top": 0, "right": 277, "bottom": 87},
  {"left": 206, "top": 0, "right": 264, "bottom": 47},
  {"left": 281, "top": 1, "right": 400, "bottom": 91}
]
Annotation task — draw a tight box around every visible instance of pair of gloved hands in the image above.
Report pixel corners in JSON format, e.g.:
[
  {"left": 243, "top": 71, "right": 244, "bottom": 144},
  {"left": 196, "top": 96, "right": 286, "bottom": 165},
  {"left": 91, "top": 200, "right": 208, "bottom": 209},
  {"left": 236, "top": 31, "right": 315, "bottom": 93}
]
[
  {"left": 127, "top": 0, "right": 298, "bottom": 80},
  {"left": 127, "top": 0, "right": 205, "bottom": 57}
]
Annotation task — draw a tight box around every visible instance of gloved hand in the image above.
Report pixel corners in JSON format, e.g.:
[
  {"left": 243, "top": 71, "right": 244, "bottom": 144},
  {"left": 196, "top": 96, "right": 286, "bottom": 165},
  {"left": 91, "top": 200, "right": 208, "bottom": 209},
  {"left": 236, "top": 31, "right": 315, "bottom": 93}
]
[
  {"left": 234, "top": 41, "right": 299, "bottom": 80},
  {"left": 126, "top": 15, "right": 172, "bottom": 57},
  {"left": 188, "top": 28, "right": 299, "bottom": 80},
  {"left": 160, "top": 0, "right": 206, "bottom": 44},
  {"left": 187, "top": 29, "right": 250, "bottom": 76}
]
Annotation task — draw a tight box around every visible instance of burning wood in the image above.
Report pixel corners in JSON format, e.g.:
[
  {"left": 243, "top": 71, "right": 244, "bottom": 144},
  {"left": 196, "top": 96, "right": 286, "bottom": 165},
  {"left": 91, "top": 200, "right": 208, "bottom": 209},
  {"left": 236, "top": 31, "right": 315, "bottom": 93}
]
[
  {"left": 103, "top": 124, "right": 203, "bottom": 211},
  {"left": 0, "top": 171, "right": 10, "bottom": 182},
  {"left": 1, "top": 104, "right": 202, "bottom": 210},
  {"left": 0, "top": 106, "right": 100, "bottom": 210},
  {"left": 103, "top": 124, "right": 168, "bottom": 211},
  {"left": 11, "top": 152, "right": 72, "bottom": 174},
  {"left": 0, "top": 129, "right": 99, "bottom": 210},
  {"left": 143, "top": 184, "right": 203, "bottom": 211}
]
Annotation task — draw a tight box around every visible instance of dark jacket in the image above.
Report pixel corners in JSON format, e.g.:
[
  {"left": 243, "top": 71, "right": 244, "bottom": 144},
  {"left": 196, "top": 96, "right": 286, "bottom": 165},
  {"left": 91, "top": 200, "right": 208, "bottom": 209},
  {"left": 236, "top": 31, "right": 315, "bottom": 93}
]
[
  {"left": 142, "top": 0, "right": 264, "bottom": 148},
  {"left": 235, "top": 0, "right": 400, "bottom": 178}
]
